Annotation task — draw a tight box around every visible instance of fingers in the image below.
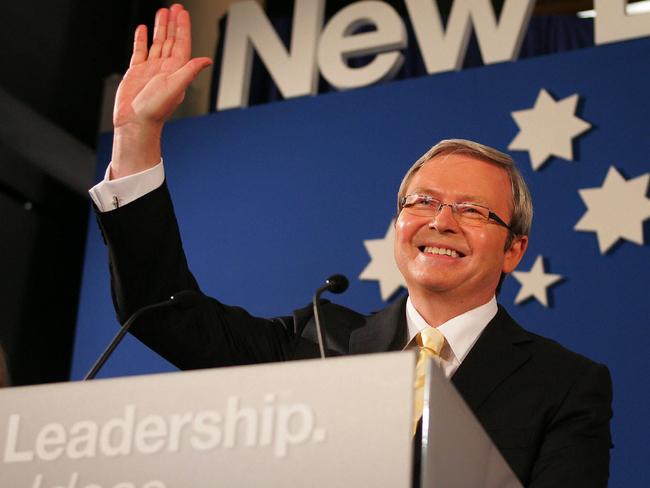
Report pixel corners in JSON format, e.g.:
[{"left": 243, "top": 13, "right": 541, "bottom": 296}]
[
  {"left": 150, "top": 5, "right": 187, "bottom": 61},
  {"left": 149, "top": 8, "right": 169, "bottom": 59},
  {"left": 129, "top": 25, "right": 148, "bottom": 67},
  {"left": 162, "top": 4, "right": 182, "bottom": 58},
  {"left": 171, "top": 8, "right": 192, "bottom": 62}
]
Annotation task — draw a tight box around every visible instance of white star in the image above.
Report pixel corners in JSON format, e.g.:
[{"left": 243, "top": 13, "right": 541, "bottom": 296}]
[
  {"left": 359, "top": 220, "right": 406, "bottom": 301},
  {"left": 574, "top": 166, "right": 650, "bottom": 254},
  {"left": 512, "top": 255, "right": 563, "bottom": 307},
  {"left": 508, "top": 88, "right": 591, "bottom": 170}
]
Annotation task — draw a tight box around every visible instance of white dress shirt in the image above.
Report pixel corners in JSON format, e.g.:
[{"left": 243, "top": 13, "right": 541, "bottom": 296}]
[
  {"left": 405, "top": 296, "right": 497, "bottom": 379},
  {"left": 89, "top": 161, "right": 165, "bottom": 212}
]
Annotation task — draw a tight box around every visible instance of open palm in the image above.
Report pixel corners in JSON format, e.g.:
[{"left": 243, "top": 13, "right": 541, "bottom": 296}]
[{"left": 113, "top": 4, "right": 212, "bottom": 130}]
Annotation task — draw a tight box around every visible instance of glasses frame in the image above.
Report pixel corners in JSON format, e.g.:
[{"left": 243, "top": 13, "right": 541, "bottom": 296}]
[{"left": 399, "top": 193, "right": 513, "bottom": 232}]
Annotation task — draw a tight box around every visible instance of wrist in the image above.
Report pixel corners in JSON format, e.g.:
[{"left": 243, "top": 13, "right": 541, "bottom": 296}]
[{"left": 111, "top": 123, "right": 163, "bottom": 179}]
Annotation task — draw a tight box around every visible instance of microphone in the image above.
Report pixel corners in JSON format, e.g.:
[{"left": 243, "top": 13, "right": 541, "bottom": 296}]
[
  {"left": 323, "top": 274, "right": 349, "bottom": 294},
  {"left": 83, "top": 290, "right": 204, "bottom": 380},
  {"left": 312, "top": 274, "right": 349, "bottom": 359}
]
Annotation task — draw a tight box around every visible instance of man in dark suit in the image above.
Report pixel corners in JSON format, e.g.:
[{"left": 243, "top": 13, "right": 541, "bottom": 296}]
[{"left": 91, "top": 5, "right": 612, "bottom": 486}]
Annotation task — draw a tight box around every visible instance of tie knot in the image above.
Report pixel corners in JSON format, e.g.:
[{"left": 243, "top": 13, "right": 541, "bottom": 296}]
[{"left": 416, "top": 326, "right": 445, "bottom": 357}]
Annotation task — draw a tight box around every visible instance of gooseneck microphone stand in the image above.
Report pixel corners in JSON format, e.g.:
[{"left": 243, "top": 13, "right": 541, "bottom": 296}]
[
  {"left": 84, "top": 290, "right": 202, "bottom": 380},
  {"left": 312, "top": 274, "right": 349, "bottom": 359}
]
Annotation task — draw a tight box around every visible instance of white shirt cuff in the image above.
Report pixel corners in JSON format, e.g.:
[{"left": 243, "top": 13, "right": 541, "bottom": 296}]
[{"left": 88, "top": 161, "right": 165, "bottom": 212}]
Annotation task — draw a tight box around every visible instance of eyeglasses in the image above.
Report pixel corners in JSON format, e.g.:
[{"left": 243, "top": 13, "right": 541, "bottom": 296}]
[{"left": 399, "top": 193, "right": 512, "bottom": 231}]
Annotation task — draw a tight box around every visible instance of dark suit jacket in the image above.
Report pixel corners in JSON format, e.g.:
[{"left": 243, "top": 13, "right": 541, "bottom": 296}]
[{"left": 96, "top": 182, "right": 612, "bottom": 487}]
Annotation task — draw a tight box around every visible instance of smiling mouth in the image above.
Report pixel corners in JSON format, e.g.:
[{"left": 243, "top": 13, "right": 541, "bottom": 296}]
[{"left": 418, "top": 246, "right": 464, "bottom": 258}]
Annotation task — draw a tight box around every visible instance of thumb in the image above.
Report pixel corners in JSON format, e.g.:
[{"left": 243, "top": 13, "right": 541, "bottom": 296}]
[{"left": 167, "top": 57, "right": 213, "bottom": 95}]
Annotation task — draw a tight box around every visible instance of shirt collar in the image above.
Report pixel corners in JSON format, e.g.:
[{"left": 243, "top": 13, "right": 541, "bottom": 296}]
[{"left": 405, "top": 296, "right": 497, "bottom": 364}]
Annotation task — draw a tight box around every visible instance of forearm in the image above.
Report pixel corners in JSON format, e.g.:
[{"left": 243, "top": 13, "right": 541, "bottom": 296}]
[
  {"left": 95, "top": 182, "right": 296, "bottom": 369},
  {"left": 96, "top": 181, "right": 197, "bottom": 322}
]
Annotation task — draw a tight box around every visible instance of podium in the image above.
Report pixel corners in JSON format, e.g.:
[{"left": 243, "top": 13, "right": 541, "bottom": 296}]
[{"left": 0, "top": 352, "right": 520, "bottom": 487}]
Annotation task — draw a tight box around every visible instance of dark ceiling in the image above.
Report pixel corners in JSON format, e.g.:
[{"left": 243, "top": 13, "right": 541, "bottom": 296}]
[{"left": 0, "top": 1, "right": 163, "bottom": 149}]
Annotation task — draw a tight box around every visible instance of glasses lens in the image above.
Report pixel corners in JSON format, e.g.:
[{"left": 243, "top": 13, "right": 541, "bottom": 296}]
[
  {"left": 401, "top": 195, "right": 492, "bottom": 225},
  {"left": 402, "top": 195, "right": 438, "bottom": 216},
  {"left": 455, "top": 203, "right": 490, "bottom": 221}
]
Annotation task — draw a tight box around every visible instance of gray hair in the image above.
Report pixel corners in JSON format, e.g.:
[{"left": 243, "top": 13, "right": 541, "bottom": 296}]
[{"left": 397, "top": 139, "right": 533, "bottom": 246}]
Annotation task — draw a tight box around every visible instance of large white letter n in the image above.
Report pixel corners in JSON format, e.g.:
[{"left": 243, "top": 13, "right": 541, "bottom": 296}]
[{"left": 217, "top": 0, "right": 325, "bottom": 111}]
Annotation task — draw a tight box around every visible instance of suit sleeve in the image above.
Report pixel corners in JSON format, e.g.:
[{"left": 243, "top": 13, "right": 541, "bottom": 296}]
[
  {"left": 95, "top": 181, "right": 296, "bottom": 370},
  {"left": 528, "top": 361, "right": 613, "bottom": 488}
]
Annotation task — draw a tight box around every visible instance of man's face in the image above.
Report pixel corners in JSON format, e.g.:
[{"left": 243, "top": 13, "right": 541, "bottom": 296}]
[{"left": 394, "top": 153, "right": 527, "bottom": 304}]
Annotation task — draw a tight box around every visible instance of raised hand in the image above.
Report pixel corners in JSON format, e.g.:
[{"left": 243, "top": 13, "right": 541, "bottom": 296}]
[{"left": 111, "top": 4, "right": 212, "bottom": 179}]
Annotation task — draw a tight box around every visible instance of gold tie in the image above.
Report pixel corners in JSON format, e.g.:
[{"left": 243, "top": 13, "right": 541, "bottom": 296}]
[{"left": 412, "top": 326, "right": 445, "bottom": 435}]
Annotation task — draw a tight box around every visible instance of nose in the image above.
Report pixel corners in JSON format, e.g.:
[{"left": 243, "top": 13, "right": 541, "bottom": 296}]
[{"left": 428, "top": 204, "right": 459, "bottom": 233}]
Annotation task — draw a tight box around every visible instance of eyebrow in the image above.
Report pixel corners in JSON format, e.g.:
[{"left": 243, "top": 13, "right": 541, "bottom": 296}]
[{"left": 409, "top": 187, "right": 490, "bottom": 206}]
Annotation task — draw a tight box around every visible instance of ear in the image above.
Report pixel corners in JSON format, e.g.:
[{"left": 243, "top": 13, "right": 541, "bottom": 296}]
[{"left": 503, "top": 235, "right": 528, "bottom": 274}]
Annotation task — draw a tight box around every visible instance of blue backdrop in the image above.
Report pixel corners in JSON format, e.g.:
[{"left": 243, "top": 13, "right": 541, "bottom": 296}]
[{"left": 74, "top": 38, "right": 650, "bottom": 487}]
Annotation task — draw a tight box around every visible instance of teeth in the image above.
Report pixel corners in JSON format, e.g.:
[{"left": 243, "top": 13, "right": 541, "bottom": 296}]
[{"left": 423, "top": 247, "right": 459, "bottom": 258}]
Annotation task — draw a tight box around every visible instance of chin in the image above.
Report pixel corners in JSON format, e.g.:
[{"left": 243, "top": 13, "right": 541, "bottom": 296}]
[{"left": 408, "top": 275, "right": 461, "bottom": 294}]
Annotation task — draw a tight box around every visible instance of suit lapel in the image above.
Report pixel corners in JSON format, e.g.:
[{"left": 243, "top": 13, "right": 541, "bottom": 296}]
[
  {"left": 452, "top": 306, "right": 533, "bottom": 413},
  {"left": 349, "top": 295, "right": 408, "bottom": 354},
  {"left": 335, "top": 296, "right": 534, "bottom": 416}
]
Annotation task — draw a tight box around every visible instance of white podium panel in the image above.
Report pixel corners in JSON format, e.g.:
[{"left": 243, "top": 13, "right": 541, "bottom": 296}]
[
  {"left": 0, "top": 352, "right": 415, "bottom": 488},
  {"left": 422, "top": 361, "right": 522, "bottom": 488}
]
